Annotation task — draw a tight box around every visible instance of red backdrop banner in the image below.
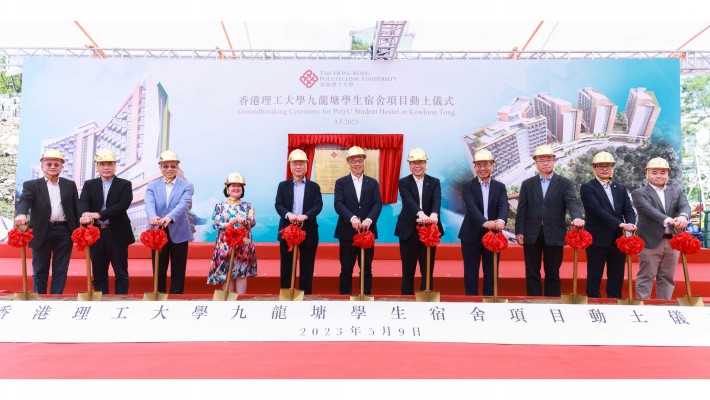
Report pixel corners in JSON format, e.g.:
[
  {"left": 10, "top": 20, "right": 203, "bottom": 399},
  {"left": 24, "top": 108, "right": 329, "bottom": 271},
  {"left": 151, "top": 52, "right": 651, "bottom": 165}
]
[{"left": 287, "top": 133, "right": 404, "bottom": 204}]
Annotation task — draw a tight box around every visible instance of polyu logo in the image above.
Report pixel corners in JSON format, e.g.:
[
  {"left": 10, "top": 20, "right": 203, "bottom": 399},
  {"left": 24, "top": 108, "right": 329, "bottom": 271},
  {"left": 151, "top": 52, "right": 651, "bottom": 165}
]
[{"left": 300, "top": 70, "right": 319, "bottom": 88}]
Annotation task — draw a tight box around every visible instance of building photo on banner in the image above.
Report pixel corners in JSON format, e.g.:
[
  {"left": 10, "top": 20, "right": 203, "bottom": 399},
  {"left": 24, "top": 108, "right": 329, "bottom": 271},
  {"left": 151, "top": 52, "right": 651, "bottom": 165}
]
[{"left": 7, "top": 58, "right": 684, "bottom": 244}]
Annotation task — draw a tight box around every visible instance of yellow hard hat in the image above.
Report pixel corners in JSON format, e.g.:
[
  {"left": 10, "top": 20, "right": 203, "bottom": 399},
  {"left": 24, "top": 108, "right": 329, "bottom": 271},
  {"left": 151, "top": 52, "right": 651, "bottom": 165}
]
[
  {"left": 159, "top": 150, "right": 180, "bottom": 163},
  {"left": 40, "top": 149, "right": 65, "bottom": 162},
  {"left": 288, "top": 149, "right": 308, "bottom": 162},
  {"left": 533, "top": 145, "right": 556, "bottom": 159},
  {"left": 225, "top": 172, "right": 246, "bottom": 186},
  {"left": 646, "top": 157, "right": 670, "bottom": 170},
  {"left": 346, "top": 146, "right": 367, "bottom": 161},
  {"left": 592, "top": 151, "right": 615, "bottom": 165},
  {"left": 407, "top": 148, "right": 428, "bottom": 162},
  {"left": 473, "top": 149, "right": 495, "bottom": 163},
  {"left": 94, "top": 148, "right": 117, "bottom": 162}
]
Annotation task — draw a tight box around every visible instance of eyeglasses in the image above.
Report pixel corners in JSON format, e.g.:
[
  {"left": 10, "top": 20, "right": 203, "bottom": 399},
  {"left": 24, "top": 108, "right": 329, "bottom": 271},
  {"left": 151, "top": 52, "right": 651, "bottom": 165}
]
[
  {"left": 595, "top": 165, "right": 614, "bottom": 170},
  {"left": 535, "top": 158, "right": 554, "bottom": 164},
  {"left": 410, "top": 161, "right": 426, "bottom": 166},
  {"left": 43, "top": 162, "right": 63, "bottom": 168},
  {"left": 474, "top": 162, "right": 493, "bottom": 168},
  {"left": 348, "top": 159, "right": 364, "bottom": 165},
  {"left": 161, "top": 165, "right": 178, "bottom": 170}
]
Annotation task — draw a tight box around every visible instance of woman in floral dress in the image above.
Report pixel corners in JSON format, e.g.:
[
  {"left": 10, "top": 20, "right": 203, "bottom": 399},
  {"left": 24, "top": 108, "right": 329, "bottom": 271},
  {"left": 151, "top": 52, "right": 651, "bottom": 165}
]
[{"left": 207, "top": 172, "right": 257, "bottom": 294}]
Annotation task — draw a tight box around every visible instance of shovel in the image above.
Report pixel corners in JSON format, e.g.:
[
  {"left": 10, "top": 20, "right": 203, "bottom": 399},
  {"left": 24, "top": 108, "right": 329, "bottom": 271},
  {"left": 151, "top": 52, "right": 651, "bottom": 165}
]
[
  {"left": 143, "top": 247, "right": 168, "bottom": 301},
  {"left": 677, "top": 250, "right": 704, "bottom": 307},
  {"left": 213, "top": 247, "right": 239, "bottom": 301},
  {"left": 483, "top": 250, "right": 508, "bottom": 303},
  {"left": 618, "top": 254, "right": 643, "bottom": 305},
  {"left": 416, "top": 246, "right": 440, "bottom": 302},
  {"left": 13, "top": 224, "right": 38, "bottom": 301},
  {"left": 561, "top": 247, "right": 588, "bottom": 304},
  {"left": 350, "top": 246, "right": 374, "bottom": 301},
  {"left": 78, "top": 223, "right": 102, "bottom": 301},
  {"left": 279, "top": 244, "right": 304, "bottom": 301}
]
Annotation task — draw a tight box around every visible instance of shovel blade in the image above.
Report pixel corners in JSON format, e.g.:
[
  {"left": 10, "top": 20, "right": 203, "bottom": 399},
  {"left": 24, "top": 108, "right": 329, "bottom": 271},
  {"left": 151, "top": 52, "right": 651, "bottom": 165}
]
[
  {"left": 561, "top": 293, "right": 588, "bottom": 304},
  {"left": 278, "top": 288, "right": 304, "bottom": 301},
  {"left": 678, "top": 296, "right": 705, "bottom": 307},
  {"left": 13, "top": 292, "right": 38, "bottom": 301},
  {"left": 77, "top": 291, "right": 103, "bottom": 301},
  {"left": 350, "top": 294, "right": 374, "bottom": 301},
  {"left": 415, "top": 290, "right": 440, "bottom": 302},
  {"left": 618, "top": 298, "right": 644, "bottom": 306},
  {"left": 482, "top": 296, "right": 509, "bottom": 303},
  {"left": 213, "top": 290, "right": 238, "bottom": 301},
  {"left": 143, "top": 292, "right": 169, "bottom": 301}
]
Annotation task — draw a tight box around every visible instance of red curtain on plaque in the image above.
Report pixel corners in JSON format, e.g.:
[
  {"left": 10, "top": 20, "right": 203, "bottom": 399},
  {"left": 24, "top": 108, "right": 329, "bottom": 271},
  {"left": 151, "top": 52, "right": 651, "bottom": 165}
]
[{"left": 287, "top": 133, "right": 404, "bottom": 204}]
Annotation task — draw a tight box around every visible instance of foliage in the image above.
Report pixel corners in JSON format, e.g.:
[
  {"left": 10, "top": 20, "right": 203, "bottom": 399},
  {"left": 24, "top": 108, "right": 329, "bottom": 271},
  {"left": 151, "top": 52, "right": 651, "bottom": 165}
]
[
  {"left": 0, "top": 57, "right": 22, "bottom": 95},
  {"left": 569, "top": 142, "right": 679, "bottom": 193},
  {"left": 351, "top": 37, "right": 370, "bottom": 51}
]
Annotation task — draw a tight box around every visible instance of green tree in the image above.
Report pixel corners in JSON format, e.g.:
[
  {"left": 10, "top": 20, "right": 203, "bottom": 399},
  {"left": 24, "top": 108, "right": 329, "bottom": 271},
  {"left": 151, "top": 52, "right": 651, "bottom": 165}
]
[
  {"left": 0, "top": 57, "right": 22, "bottom": 95},
  {"left": 351, "top": 37, "right": 370, "bottom": 51}
]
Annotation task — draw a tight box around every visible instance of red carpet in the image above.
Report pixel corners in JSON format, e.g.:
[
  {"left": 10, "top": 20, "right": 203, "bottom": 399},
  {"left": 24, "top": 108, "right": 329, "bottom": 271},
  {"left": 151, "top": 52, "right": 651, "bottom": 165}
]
[{"left": 2, "top": 342, "right": 710, "bottom": 379}]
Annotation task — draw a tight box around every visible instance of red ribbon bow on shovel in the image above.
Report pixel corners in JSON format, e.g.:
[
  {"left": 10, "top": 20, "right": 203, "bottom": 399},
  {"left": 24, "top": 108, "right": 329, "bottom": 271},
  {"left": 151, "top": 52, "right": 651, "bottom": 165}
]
[
  {"left": 278, "top": 223, "right": 305, "bottom": 251},
  {"left": 71, "top": 225, "right": 101, "bottom": 251},
  {"left": 7, "top": 226, "right": 34, "bottom": 248}
]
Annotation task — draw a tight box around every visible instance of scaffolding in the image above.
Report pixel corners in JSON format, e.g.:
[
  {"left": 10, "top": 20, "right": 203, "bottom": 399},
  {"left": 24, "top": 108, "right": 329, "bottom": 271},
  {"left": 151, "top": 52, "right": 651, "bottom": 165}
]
[{"left": 1, "top": 48, "right": 709, "bottom": 73}]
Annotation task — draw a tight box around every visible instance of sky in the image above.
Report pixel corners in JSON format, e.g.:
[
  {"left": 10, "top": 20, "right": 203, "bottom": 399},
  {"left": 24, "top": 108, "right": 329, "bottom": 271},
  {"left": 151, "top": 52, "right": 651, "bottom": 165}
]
[{"left": 0, "top": 2, "right": 708, "bottom": 54}]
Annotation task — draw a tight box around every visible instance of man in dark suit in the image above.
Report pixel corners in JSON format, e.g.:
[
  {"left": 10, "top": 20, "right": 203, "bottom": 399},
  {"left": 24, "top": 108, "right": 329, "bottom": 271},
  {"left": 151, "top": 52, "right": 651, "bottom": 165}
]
[
  {"left": 78, "top": 148, "right": 135, "bottom": 295},
  {"left": 15, "top": 149, "right": 79, "bottom": 294},
  {"left": 631, "top": 157, "right": 690, "bottom": 300},
  {"left": 334, "top": 146, "right": 382, "bottom": 295},
  {"left": 145, "top": 150, "right": 194, "bottom": 294},
  {"left": 580, "top": 151, "right": 636, "bottom": 299},
  {"left": 275, "top": 149, "right": 323, "bottom": 295},
  {"left": 458, "top": 149, "right": 509, "bottom": 296},
  {"left": 394, "top": 148, "right": 444, "bottom": 295},
  {"left": 515, "top": 145, "right": 584, "bottom": 296}
]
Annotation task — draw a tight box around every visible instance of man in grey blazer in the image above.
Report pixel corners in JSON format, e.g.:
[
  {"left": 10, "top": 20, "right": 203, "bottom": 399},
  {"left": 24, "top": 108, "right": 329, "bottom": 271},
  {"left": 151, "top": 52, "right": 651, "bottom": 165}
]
[
  {"left": 631, "top": 157, "right": 690, "bottom": 300},
  {"left": 15, "top": 149, "right": 79, "bottom": 294},
  {"left": 515, "top": 145, "right": 584, "bottom": 296},
  {"left": 145, "top": 150, "right": 194, "bottom": 294}
]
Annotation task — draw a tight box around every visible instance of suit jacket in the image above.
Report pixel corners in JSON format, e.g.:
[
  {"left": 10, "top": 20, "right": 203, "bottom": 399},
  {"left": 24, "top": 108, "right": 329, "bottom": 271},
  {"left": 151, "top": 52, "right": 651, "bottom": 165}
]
[
  {"left": 514, "top": 173, "right": 584, "bottom": 246},
  {"left": 580, "top": 179, "right": 636, "bottom": 247},
  {"left": 79, "top": 176, "right": 136, "bottom": 246},
  {"left": 275, "top": 178, "right": 323, "bottom": 247},
  {"left": 334, "top": 174, "right": 382, "bottom": 240},
  {"left": 631, "top": 183, "right": 690, "bottom": 249},
  {"left": 458, "top": 178, "right": 509, "bottom": 243},
  {"left": 145, "top": 176, "right": 194, "bottom": 243},
  {"left": 394, "top": 174, "right": 444, "bottom": 239},
  {"left": 15, "top": 177, "right": 79, "bottom": 248}
]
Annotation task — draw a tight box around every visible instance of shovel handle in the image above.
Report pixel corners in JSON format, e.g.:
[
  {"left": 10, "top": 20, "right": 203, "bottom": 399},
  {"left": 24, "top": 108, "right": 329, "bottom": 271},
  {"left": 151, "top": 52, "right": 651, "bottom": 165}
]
[
  {"left": 360, "top": 247, "right": 365, "bottom": 300},
  {"left": 626, "top": 254, "right": 634, "bottom": 302},
  {"left": 493, "top": 250, "right": 499, "bottom": 302},
  {"left": 152, "top": 249, "right": 160, "bottom": 294},
  {"left": 21, "top": 246, "right": 29, "bottom": 294},
  {"left": 681, "top": 253, "right": 693, "bottom": 300},
  {"left": 572, "top": 248, "right": 579, "bottom": 295},
  {"left": 289, "top": 244, "right": 299, "bottom": 291},
  {"left": 85, "top": 245, "right": 93, "bottom": 296},
  {"left": 224, "top": 247, "right": 237, "bottom": 300}
]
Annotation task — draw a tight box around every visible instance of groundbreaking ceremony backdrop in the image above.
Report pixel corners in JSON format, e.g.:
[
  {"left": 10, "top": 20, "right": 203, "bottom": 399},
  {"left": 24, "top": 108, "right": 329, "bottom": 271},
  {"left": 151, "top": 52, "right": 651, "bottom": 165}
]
[{"left": 15, "top": 58, "right": 681, "bottom": 243}]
